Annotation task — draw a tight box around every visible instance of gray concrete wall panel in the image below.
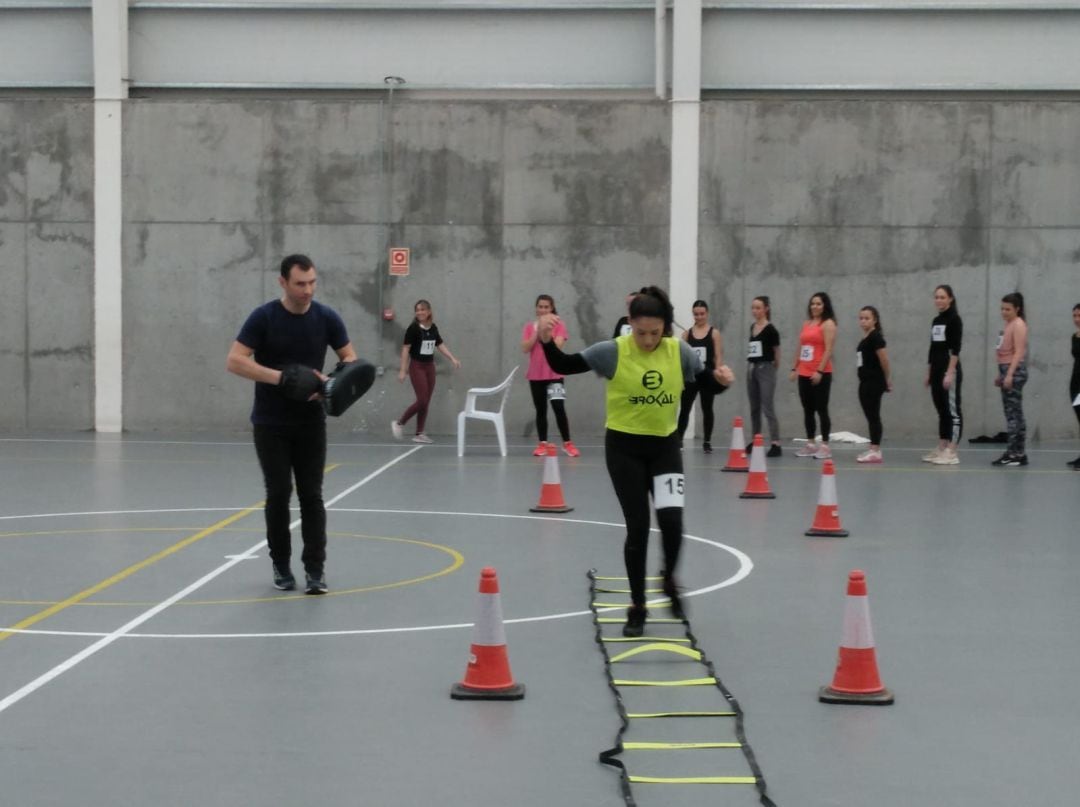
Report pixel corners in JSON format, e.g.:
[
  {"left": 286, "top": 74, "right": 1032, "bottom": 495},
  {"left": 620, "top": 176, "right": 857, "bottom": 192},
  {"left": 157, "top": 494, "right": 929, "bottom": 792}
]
[
  {"left": 26, "top": 222, "right": 94, "bottom": 428},
  {"left": 0, "top": 223, "right": 28, "bottom": 428}
]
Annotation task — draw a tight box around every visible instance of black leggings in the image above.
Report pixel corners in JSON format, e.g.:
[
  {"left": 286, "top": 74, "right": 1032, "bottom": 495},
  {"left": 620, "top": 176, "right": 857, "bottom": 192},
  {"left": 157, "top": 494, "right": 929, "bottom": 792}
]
[
  {"left": 676, "top": 383, "right": 717, "bottom": 442},
  {"left": 930, "top": 364, "right": 963, "bottom": 443},
  {"left": 797, "top": 373, "right": 832, "bottom": 443},
  {"left": 858, "top": 381, "right": 886, "bottom": 446},
  {"left": 529, "top": 379, "right": 570, "bottom": 442},
  {"left": 605, "top": 429, "right": 684, "bottom": 608},
  {"left": 253, "top": 421, "right": 327, "bottom": 574}
]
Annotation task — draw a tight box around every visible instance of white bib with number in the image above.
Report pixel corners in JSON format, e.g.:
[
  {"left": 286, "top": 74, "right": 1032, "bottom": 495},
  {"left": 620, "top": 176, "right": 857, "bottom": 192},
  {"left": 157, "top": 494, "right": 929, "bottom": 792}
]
[
  {"left": 856, "top": 351, "right": 864, "bottom": 369},
  {"left": 547, "top": 382, "right": 566, "bottom": 401},
  {"left": 747, "top": 340, "right": 763, "bottom": 359},
  {"left": 652, "top": 473, "right": 685, "bottom": 509},
  {"left": 931, "top": 324, "right": 946, "bottom": 342},
  {"left": 799, "top": 344, "right": 814, "bottom": 362},
  {"left": 995, "top": 332, "right": 1004, "bottom": 350},
  {"left": 692, "top": 346, "right": 707, "bottom": 365},
  {"left": 420, "top": 339, "right": 436, "bottom": 356},
  {"left": 620, "top": 324, "right": 633, "bottom": 337}
]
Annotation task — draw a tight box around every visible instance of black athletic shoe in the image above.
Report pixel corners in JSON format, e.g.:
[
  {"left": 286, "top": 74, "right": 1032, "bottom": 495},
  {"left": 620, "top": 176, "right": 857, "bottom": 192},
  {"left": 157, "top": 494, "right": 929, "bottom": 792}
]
[
  {"left": 305, "top": 571, "right": 328, "bottom": 595},
  {"left": 766, "top": 444, "right": 782, "bottom": 458},
  {"left": 1067, "top": 456, "right": 1080, "bottom": 468},
  {"left": 622, "top": 606, "right": 647, "bottom": 638},
  {"left": 703, "top": 441, "right": 712, "bottom": 454},
  {"left": 992, "top": 453, "right": 1028, "bottom": 467},
  {"left": 272, "top": 563, "right": 296, "bottom": 591},
  {"left": 662, "top": 577, "right": 687, "bottom": 621}
]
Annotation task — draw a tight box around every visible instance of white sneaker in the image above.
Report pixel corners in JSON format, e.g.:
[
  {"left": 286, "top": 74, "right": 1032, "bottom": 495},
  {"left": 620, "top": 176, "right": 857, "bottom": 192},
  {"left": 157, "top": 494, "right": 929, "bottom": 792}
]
[
  {"left": 813, "top": 444, "right": 832, "bottom": 460},
  {"left": 930, "top": 448, "right": 959, "bottom": 465},
  {"left": 922, "top": 447, "right": 941, "bottom": 462},
  {"left": 391, "top": 420, "right": 403, "bottom": 440},
  {"left": 795, "top": 443, "right": 818, "bottom": 457},
  {"left": 412, "top": 433, "right": 434, "bottom": 444},
  {"left": 857, "top": 449, "right": 883, "bottom": 464}
]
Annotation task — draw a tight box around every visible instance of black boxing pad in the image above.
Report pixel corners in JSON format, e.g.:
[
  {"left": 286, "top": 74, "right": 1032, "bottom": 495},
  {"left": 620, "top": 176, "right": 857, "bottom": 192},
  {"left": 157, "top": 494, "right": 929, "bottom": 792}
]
[
  {"left": 323, "top": 360, "right": 377, "bottom": 417},
  {"left": 279, "top": 364, "right": 323, "bottom": 401}
]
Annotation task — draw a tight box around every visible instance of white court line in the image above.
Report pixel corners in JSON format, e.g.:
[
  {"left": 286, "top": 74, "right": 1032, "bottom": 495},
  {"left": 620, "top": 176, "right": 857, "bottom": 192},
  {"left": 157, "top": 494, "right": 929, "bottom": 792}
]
[
  {"left": 1, "top": 508, "right": 752, "bottom": 640},
  {"left": 0, "top": 446, "right": 423, "bottom": 716}
]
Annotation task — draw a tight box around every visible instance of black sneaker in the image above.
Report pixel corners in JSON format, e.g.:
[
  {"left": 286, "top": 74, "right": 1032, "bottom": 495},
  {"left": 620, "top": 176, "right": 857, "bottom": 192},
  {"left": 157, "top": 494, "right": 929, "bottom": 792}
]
[
  {"left": 1067, "top": 456, "right": 1080, "bottom": 468},
  {"left": 766, "top": 444, "right": 782, "bottom": 458},
  {"left": 622, "top": 606, "right": 647, "bottom": 638},
  {"left": 662, "top": 577, "right": 687, "bottom": 621},
  {"left": 272, "top": 563, "right": 296, "bottom": 591},
  {"left": 305, "top": 571, "right": 328, "bottom": 595},
  {"left": 703, "top": 441, "right": 712, "bottom": 454},
  {"left": 992, "top": 453, "right": 1028, "bottom": 467}
]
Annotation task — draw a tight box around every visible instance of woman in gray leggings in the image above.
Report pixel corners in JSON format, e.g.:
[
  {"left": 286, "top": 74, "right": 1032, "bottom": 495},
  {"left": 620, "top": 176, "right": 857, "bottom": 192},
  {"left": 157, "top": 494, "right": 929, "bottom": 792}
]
[{"left": 746, "top": 295, "right": 782, "bottom": 457}]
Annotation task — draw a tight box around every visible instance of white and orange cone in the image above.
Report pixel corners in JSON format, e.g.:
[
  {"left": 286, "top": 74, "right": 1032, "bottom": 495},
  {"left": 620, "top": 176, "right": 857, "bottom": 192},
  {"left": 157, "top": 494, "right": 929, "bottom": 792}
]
[
  {"left": 819, "top": 570, "right": 893, "bottom": 705},
  {"left": 530, "top": 443, "right": 573, "bottom": 513},
  {"left": 451, "top": 567, "right": 525, "bottom": 701},
  {"left": 721, "top": 416, "right": 750, "bottom": 472},
  {"left": 804, "top": 459, "right": 849, "bottom": 536},
  {"left": 739, "top": 434, "right": 776, "bottom": 499}
]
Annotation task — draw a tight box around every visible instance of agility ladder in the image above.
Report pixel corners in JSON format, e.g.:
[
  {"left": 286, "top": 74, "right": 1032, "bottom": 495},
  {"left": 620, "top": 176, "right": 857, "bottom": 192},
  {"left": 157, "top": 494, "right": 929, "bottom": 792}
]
[{"left": 588, "top": 569, "right": 777, "bottom": 806}]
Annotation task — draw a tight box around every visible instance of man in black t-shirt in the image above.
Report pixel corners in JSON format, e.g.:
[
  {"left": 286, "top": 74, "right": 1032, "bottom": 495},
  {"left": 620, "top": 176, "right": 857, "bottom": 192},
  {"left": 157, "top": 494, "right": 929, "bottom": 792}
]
[{"left": 226, "top": 254, "right": 356, "bottom": 595}]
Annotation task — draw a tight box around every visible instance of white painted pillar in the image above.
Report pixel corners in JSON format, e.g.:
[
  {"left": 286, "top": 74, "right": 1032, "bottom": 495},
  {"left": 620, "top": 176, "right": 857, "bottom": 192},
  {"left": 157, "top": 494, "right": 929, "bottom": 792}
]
[
  {"left": 669, "top": 0, "right": 702, "bottom": 438},
  {"left": 92, "top": 0, "right": 128, "bottom": 432}
]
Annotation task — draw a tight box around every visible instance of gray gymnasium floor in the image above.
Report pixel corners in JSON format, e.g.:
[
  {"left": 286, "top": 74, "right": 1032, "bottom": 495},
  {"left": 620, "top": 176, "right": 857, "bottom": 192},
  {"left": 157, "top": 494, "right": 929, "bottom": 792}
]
[{"left": 1, "top": 432, "right": 1077, "bottom": 807}]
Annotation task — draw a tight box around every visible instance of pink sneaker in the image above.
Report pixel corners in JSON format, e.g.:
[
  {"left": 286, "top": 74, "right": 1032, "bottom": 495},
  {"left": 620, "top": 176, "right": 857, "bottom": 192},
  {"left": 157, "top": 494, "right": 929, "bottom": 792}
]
[
  {"left": 562, "top": 441, "right": 580, "bottom": 458},
  {"left": 532, "top": 441, "right": 549, "bottom": 457},
  {"left": 857, "top": 449, "right": 883, "bottom": 463}
]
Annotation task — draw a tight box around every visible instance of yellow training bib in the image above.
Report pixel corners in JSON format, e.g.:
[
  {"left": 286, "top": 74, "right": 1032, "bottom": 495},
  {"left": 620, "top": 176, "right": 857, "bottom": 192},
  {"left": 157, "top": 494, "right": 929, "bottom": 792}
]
[{"left": 605, "top": 336, "right": 684, "bottom": 436}]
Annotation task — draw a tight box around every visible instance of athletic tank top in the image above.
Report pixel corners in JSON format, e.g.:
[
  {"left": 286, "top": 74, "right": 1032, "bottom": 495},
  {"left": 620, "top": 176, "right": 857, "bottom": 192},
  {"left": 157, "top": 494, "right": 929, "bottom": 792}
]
[
  {"left": 605, "top": 336, "right": 684, "bottom": 437},
  {"left": 685, "top": 326, "right": 715, "bottom": 373},
  {"left": 797, "top": 321, "right": 833, "bottom": 377}
]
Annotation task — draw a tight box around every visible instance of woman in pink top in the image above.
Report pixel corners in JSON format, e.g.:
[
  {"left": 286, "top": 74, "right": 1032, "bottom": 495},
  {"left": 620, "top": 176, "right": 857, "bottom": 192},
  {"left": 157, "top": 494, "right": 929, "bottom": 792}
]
[
  {"left": 991, "top": 292, "right": 1029, "bottom": 466},
  {"left": 789, "top": 292, "right": 837, "bottom": 459},
  {"left": 521, "top": 294, "right": 579, "bottom": 457}
]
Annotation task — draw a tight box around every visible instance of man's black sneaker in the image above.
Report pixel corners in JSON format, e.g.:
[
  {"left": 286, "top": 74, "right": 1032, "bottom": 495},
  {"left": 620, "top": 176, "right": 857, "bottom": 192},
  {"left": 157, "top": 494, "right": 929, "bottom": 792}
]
[
  {"left": 992, "top": 453, "right": 1028, "bottom": 467},
  {"left": 702, "top": 441, "right": 712, "bottom": 454},
  {"left": 662, "top": 577, "right": 687, "bottom": 621},
  {"left": 622, "top": 606, "right": 647, "bottom": 638},
  {"left": 305, "top": 571, "right": 328, "bottom": 595},
  {"left": 272, "top": 563, "right": 296, "bottom": 591},
  {"left": 766, "top": 444, "right": 782, "bottom": 458}
]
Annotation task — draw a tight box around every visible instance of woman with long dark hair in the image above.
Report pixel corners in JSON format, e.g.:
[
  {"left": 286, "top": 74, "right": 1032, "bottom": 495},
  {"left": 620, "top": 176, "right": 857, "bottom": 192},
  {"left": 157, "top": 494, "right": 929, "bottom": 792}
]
[
  {"left": 925, "top": 285, "right": 963, "bottom": 465},
  {"left": 855, "top": 306, "right": 891, "bottom": 463},
  {"left": 392, "top": 299, "right": 460, "bottom": 444},
  {"left": 676, "top": 299, "right": 724, "bottom": 453},
  {"left": 746, "top": 295, "right": 782, "bottom": 457},
  {"left": 991, "top": 292, "right": 1029, "bottom": 467},
  {"left": 790, "top": 292, "right": 837, "bottom": 459},
  {"left": 521, "top": 294, "right": 579, "bottom": 457},
  {"left": 536, "top": 286, "right": 728, "bottom": 637}
]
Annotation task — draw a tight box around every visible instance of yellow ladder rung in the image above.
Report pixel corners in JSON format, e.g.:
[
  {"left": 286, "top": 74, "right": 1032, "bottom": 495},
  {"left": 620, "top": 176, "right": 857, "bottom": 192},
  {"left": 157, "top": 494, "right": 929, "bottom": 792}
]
[
  {"left": 628, "top": 775, "right": 758, "bottom": 785},
  {"left": 623, "top": 741, "right": 742, "bottom": 750},
  {"left": 612, "top": 677, "right": 716, "bottom": 687},
  {"left": 596, "top": 617, "right": 682, "bottom": 624},
  {"left": 628, "top": 711, "right": 736, "bottom": 719},
  {"left": 601, "top": 636, "right": 690, "bottom": 644},
  {"left": 609, "top": 643, "right": 702, "bottom": 663}
]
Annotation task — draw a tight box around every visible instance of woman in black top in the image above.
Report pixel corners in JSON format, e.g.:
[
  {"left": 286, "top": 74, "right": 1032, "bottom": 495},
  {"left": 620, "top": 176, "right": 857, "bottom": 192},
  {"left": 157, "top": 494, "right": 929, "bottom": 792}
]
[
  {"left": 1069, "top": 303, "right": 1080, "bottom": 468},
  {"left": 855, "top": 306, "right": 891, "bottom": 463},
  {"left": 925, "top": 285, "right": 963, "bottom": 465},
  {"left": 746, "top": 295, "right": 782, "bottom": 457},
  {"left": 392, "top": 300, "right": 460, "bottom": 444},
  {"left": 676, "top": 300, "right": 725, "bottom": 453}
]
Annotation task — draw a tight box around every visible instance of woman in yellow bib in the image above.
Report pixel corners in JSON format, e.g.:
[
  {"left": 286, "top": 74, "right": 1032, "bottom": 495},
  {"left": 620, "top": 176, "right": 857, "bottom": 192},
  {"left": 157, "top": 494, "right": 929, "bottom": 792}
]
[{"left": 538, "top": 287, "right": 732, "bottom": 637}]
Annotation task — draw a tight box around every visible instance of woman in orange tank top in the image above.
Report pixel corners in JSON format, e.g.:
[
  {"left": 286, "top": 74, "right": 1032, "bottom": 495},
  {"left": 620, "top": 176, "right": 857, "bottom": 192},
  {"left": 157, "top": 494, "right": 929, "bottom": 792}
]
[{"left": 789, "top": 292, "right": 837, "bottom": 459}]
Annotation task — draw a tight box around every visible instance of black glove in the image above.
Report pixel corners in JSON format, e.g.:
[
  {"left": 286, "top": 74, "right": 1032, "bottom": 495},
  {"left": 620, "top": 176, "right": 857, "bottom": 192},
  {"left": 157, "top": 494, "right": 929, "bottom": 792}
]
[{"left": 279, "top": 364, "right": 323, "bottom": 401}]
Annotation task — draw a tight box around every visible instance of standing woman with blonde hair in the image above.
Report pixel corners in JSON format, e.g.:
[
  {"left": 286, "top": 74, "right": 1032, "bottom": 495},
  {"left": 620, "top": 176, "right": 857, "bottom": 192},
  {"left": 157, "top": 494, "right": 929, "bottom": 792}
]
[
  {"left": 791, "top": 292, "right": 837, "bottom": 459},
  {"left": 991, "top": 292, "right": 1029, "bottom": 466}
]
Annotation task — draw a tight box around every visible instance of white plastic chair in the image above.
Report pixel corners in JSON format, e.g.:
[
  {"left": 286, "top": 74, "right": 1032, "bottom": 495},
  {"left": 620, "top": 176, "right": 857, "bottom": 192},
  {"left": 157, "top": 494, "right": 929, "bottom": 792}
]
[{"left": 457, "top": 366, "right": 518, "bottom": 457}]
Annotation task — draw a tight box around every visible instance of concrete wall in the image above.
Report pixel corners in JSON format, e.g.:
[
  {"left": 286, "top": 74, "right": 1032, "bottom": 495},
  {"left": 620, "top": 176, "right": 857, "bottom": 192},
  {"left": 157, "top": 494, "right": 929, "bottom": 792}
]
[{"left": 2, "top": 97, "right": 1079, "bottom": 438}]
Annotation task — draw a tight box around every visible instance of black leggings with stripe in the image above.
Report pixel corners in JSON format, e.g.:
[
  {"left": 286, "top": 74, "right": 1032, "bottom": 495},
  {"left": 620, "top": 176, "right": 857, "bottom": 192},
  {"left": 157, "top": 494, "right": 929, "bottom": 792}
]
[
  {"left": 930, "top": 364, "right": 963, "bottom": 443},
  {"left": 604, "top": 429, "right": 684, "bottom": 608}
]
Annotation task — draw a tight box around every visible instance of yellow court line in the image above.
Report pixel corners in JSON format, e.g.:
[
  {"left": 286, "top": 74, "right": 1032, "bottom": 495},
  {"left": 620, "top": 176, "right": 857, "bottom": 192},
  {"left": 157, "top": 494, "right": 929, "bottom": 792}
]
[{"left": 0, "top": 504, "right": 262, "bottom": 643}]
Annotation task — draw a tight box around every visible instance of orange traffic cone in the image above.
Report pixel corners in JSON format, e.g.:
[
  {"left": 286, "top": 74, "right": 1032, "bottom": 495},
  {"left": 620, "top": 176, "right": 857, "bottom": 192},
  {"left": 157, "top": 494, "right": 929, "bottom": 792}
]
[
  {"left": 451, "top": 567, "right": 526, "bottom": 701},
  {"left": 804, "top": 459, "right": 849, "bottom": 536},
  {"left": 530, "top": 443, "right": 573, "bottom": 513},
  {"left": 819, "top": 570, "right": 893, "bottom": 705},
  {"left": 739, "top": 434, "right": 776, "bottom": 499},
  {"left": 721, "top": 416, "right": 749, "bottom": 472}
]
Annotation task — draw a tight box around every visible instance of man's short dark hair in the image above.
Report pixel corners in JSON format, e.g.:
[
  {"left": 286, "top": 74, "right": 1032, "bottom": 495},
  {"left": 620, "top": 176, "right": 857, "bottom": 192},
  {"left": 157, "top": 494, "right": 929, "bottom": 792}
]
[{"left": 280, "top": 254, "right": 315, "bottom": 279}]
